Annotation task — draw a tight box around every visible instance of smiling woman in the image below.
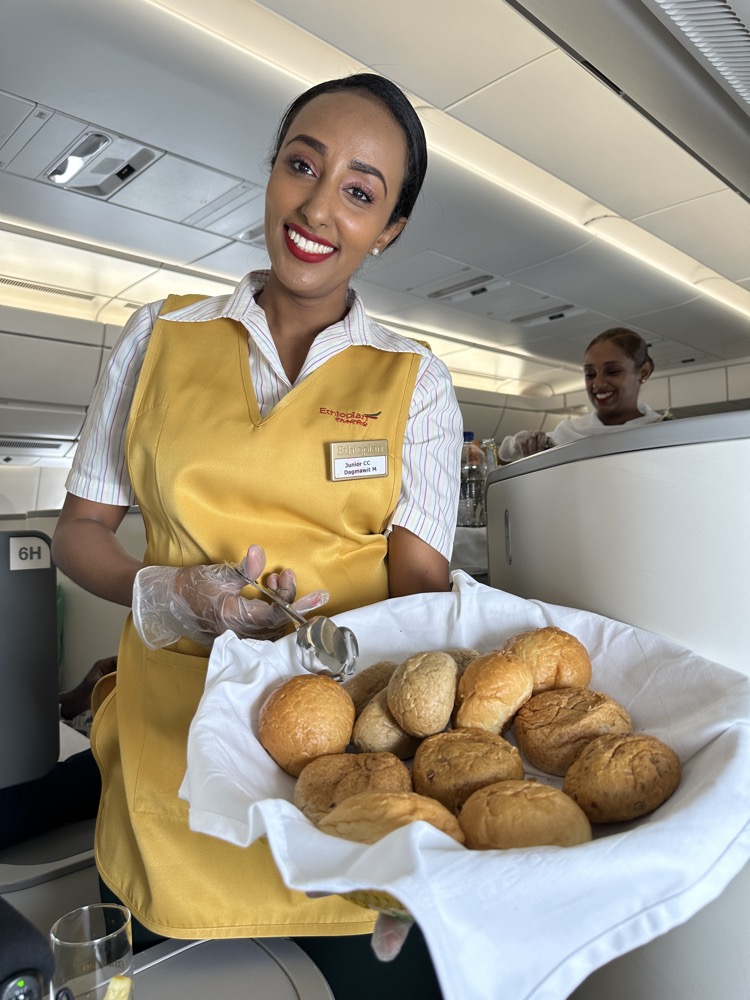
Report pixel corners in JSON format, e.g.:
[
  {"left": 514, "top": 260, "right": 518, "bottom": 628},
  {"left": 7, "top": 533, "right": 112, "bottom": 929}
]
[
  {"left": 498, "top": 326, "right": 672, "bottom": 463},
  {"left": 49, "top": 71, "right": 458, "bottom": 999}
]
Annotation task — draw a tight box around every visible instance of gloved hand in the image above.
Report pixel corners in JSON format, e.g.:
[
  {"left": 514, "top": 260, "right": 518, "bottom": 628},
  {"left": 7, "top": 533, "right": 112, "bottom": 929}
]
[
  {"left": 497, "top": 429, "right": 553, "bottom": 463},
  {"left": 371, "top": 912, "right": 415, "bottom": 962},
  {"left": 131, "top": 544, "right": 329, "bottom": 649}
]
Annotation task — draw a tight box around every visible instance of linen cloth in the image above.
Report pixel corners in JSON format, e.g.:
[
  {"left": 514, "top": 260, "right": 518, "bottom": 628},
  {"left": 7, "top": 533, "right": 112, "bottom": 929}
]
[{"left": 181, "top": 572, "right": 750, "bottom": 1000}]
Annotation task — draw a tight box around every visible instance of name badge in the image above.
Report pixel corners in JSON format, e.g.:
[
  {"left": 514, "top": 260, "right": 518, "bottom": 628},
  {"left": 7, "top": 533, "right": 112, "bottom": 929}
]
[{"left": 329, "top": 440, "right": 389, "bottom": 481}]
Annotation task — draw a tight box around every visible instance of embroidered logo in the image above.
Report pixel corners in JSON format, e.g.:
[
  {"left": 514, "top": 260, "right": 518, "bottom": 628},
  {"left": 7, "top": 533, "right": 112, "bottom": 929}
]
[{"left": 320, "top": 407, "right": 381, "bottom": 427}]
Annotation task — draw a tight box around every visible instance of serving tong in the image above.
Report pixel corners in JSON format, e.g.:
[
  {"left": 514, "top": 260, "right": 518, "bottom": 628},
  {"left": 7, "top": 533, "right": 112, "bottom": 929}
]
[{"left": 228, "top": 563, "right": 358, "bottom": 680}]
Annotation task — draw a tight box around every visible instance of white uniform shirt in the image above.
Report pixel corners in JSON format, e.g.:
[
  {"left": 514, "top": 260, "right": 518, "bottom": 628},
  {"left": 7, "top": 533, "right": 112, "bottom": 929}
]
[
  {"left": 67, "top": 271, "right": 462, "bottom": 560},
  {"left": 550, "top": 404, "right": 666, "bottom": 445}
]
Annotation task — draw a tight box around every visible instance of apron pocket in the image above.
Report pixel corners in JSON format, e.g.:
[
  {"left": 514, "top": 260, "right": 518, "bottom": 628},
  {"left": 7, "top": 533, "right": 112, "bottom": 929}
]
[{"left": 132, "top": 646, "right": 208, "bottom": 819}]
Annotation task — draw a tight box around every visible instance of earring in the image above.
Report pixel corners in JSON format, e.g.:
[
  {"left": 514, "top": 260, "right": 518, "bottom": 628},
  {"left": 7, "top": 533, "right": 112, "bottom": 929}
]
[{"left": 371, "top": 247, "right": 380, "bottom": 256}]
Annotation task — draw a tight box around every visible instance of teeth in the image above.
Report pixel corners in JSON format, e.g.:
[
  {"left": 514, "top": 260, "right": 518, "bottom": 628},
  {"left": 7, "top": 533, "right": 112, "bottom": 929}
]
[{"left": 287, "top": 227, "right": 335, "bottom": 255}]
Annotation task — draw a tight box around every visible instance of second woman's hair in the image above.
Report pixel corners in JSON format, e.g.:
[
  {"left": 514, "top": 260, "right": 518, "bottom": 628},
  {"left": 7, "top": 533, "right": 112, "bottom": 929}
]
[
  {"left": 586, "top": 327, "right": 655, "bottom": 376},
  {"left": 269, "top": 73, "right": 428, "bottom": 245}
]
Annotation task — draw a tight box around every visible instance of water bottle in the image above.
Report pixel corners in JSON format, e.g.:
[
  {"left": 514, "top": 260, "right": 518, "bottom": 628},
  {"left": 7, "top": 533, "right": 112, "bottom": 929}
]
[
  {"left": 480, "top": 438, "right": 499, "bottom": 477},
  {"left": 457, "top": 432, "right": 486, "bottom": 527}
]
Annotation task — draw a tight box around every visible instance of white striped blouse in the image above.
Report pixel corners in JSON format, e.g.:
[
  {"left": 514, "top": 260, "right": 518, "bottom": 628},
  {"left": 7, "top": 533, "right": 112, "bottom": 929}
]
[{"left": 67, "top": 272, "right": 463, "bottom": 560}]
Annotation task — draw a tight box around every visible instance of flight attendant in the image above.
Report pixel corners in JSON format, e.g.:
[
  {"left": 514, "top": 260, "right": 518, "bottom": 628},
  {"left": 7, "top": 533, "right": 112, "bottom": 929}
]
[
  {"left": 498, "top": 327, "right": 671, "bottom": 462},
  {"left": 51, "top": 73, "right": 461, "bottom": 998}
]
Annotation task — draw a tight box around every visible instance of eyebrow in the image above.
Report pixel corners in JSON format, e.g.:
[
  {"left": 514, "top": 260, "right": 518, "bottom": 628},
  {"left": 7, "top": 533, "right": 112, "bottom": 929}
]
[{"left": 285, "top": 133, "right": 388, "bottom": 195}]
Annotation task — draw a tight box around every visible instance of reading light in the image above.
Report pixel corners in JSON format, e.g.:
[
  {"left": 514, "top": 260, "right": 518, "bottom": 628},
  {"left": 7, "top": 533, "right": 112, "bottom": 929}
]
[{"left": 47, "top": 133, "right": 111, "bottom": 185}]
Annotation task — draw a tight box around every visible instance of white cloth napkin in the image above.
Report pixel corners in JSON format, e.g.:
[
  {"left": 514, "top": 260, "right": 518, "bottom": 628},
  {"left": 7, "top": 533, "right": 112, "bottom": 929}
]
[{"left": 181, "top": 572, "right": 750, "bottom": 1000}]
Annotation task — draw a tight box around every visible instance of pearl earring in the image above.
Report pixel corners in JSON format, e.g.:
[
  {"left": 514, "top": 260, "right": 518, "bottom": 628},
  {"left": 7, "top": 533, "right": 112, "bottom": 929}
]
[{"left": 371, "top": 247, "right": 380, "bottom": 256}]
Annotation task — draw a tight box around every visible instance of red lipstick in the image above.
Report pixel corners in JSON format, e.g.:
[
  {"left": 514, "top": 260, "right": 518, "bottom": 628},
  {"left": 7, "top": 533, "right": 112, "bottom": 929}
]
[{"left": 283, "top": 224, "right": 337, "bottom": 264}]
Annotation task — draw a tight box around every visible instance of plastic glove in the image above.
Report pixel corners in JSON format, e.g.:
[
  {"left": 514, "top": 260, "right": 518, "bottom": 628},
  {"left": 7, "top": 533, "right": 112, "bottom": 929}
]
[
  {"left": 497, "top": 429, "right": 553, "bottom": 463},
  {"left": 371, "top": 912, "right": 415, "bottom": 962},
  {"left": 131, "top": 544, "right": 329, "bottom": 649}
]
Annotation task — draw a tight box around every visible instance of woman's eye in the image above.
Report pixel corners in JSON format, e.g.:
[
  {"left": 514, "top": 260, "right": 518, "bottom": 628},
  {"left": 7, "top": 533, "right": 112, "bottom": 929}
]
[
  {"left": 347, "top": 185, "right": 374, "bottom": 204},
  {"left": 288, "top": 155, "right": 315, "bottom": 176}
]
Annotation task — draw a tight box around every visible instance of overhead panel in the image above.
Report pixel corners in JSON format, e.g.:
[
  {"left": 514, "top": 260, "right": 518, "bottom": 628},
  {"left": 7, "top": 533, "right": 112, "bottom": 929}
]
[
  {"left": 109, "top": 155, "right": 244, "bottom": 221},
  {"left": 0, "top": 332, "right": 101, "bottom": 407},
  {"left": 507, "top": 239, "right": 697, "bottom": 319},
  {"left": 634, "top": 190, "right": 750, "bottom": 282},
  {"left": 260, "top": 0, "right": 557, "bottom": 109},
  {"left": 449, "top": 48, "right": 726, "bottom": 220}
]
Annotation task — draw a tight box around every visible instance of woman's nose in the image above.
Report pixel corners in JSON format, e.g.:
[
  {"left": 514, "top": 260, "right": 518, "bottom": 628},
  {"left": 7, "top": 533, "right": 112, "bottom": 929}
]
[{"left": 300, "top": 181, "right": 334, "bottom": 228}]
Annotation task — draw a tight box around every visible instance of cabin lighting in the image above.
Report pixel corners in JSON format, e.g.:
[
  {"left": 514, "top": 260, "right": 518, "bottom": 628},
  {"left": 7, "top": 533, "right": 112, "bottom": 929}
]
[{"left": 47, "top": 133, "right": 111, "bottom": 186}]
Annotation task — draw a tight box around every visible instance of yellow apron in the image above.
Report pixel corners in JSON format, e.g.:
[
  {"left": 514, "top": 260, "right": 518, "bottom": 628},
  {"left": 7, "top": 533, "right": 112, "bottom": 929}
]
[{"left": 92, "top": 295, "right": 420, "bottom": 938}]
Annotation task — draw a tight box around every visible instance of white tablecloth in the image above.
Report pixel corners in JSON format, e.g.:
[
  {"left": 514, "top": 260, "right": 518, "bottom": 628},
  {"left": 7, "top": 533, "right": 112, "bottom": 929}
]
[{"left": 181, "top": 572, "right": 750, "bottom": 1000}]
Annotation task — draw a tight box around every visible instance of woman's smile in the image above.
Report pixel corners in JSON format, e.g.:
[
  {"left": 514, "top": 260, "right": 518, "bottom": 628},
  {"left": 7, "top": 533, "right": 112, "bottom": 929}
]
[{"left": 283, "top": 223, "right": 337, "bottom": 262}]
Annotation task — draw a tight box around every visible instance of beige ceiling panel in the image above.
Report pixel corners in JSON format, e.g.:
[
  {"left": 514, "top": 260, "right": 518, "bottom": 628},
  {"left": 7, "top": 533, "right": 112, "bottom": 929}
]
[
  {"left": 189, "top": 242, "right": 270, "bottom": 280},
  {"left": 450, "top": 50, "right": 725, "bottom": 219},
  {"left": 122, "top": 270, "right": 237, "bottom": 305},
  {"left": 259, "top": 0, "right": 556, "bottom": 109},
  {"left": 630, "top": 297, "right": 750, "bottom": 360},
  {"left": 508, "top": 240, "right": 696, "bottom": 323},
  {"left": 634, "top": 190, "right": 750, "bottom": 282}
]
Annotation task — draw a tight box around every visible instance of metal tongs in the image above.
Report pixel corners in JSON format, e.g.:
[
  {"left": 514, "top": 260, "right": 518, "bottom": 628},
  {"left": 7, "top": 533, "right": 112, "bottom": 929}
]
[{"left": 228, "top": 564, "right": 358, "bottom": 681}]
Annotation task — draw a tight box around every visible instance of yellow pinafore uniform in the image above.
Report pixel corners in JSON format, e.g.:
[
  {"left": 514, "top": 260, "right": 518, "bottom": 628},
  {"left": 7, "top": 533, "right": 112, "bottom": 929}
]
[{"left": 91, "top": 297, "right": 420, "bottom": 938}]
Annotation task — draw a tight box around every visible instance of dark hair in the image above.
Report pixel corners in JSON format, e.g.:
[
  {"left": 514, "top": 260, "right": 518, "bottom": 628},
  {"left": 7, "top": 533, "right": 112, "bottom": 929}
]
[
  {"left": 585, "top": 327, "right": 654, "bottom": 377},
  {"left": 269, "top": 73, "right": 428, "bottom": 246}
]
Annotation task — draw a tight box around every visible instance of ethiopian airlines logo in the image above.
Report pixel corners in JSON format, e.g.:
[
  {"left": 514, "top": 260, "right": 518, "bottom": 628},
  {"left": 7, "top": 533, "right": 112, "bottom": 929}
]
[{"left": 319, "top": 407, "right": 382, "bottom": 428}]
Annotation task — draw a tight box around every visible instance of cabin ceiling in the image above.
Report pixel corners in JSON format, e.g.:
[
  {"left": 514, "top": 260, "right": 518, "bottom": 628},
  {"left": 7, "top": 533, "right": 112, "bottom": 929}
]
[{"left": 0, "top": 0, "right": 749, "bottom": 404}]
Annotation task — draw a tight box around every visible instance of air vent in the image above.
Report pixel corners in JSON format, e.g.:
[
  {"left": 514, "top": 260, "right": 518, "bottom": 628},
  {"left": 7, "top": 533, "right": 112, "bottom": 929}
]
[
  {"left": 511, "top": 305, "right": 586, "bottom": 327},
  {"left": 427, "top": 275, "right": 510, "bottom": 304},
  {"left": 427, "top": 274, "right": 495, "bottom": 299},
  {"left": 0, "top": 438, "right": 67, "bottom": 454},
  {"left": 0, "top": 274, "right": 96, "bottom": 302},
  {"left": 649, "top": 0, "right": 750, "bottom": 106}
]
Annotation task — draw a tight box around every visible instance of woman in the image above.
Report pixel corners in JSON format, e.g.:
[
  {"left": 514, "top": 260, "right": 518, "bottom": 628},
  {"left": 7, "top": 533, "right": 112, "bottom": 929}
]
[
  {"left": 498, "top": 327, "right": 671, "bottom": 462},
  {"left": 51, "top": 73, "right": 460, "bottom": 995}
]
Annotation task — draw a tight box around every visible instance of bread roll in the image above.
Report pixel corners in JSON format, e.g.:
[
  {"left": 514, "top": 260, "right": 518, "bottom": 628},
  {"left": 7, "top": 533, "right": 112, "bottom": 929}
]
[
  {"left": 443, "top": 647, "right": 482, "bottom": 675},
  {"left": 294, "top": 751, "right": 412, "bottom": 824},
  {"left": 412, "top": 728, "right": 524, "bottom": 814},
  {"left": 318, "top": 790, "right": 465, "bottom": 845},
  {"left": 258, "top": 674, "right": 355, "bottom": 777},
  {"left": 351, "top": 688, "right": 421, "bottom": 759},
  {"left": 563, "top": 733, "right": 681, "bottom": 823},
  {"left": 453, "top": 650, "right": 533, "bottom": 734},
  {"left": 387, "top": 651, "right": 458, "bottom": 738},
  {"left": 503, "top": 626, "right": 592, "bottom": 694},
  {"left": 459, "top": 779, "right": 592, "bottom": 849},
  {"left": 343, "top": 660, "right": 399, "bottom": 716},
  {"left": 514, "top": 688, "right": 633, "bottom": 776}
]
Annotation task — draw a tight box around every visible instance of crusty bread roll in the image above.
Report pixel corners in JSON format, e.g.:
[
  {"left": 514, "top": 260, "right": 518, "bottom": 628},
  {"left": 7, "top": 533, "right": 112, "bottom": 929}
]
[
  {"left": 318, "top": 790, "right": 465, "bottom": 845},
  {"left": 514, "top": 688, "right": 633, "bottom": 776},
  {"left": 351, "top": 688, "right": 421, "bottom": 759},
  {"left": 343, "top": 660, "right": 399, "bottom": 717},
  {"left": 503, "top": 626, "right": 592, "bottom": 694},
  {"left": 294, "top": 751, "right": 412, "bottom": 824},
  {"left": 387, "top": 651, "right": 458, "bottom": 738},
  {"left": 563, "top": 733, "right": 681, "bottom": 823},
  {"left": 412, "top": 728, "right": 524, "bottom": 814},
  {"left": 459, "top": 779, "right": 592, "bottom": 849},
  {"left": 453, "top": 650, "right": 533, "bottom": 734},
  {"left": 258, "top": 674, "right": 355, "bottom": 777},
  {"left": 443, "top": 647, "right": 482, "bottom": 675}
]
